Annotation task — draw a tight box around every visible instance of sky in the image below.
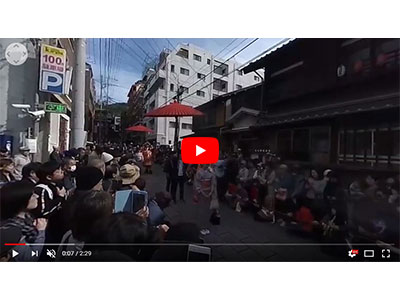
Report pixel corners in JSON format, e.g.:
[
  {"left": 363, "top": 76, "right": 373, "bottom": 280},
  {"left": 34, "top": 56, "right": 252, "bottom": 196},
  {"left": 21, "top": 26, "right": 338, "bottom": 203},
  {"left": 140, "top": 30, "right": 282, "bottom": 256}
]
[{"left": 86, "top": 38, "right": 284, "bottom": 104}]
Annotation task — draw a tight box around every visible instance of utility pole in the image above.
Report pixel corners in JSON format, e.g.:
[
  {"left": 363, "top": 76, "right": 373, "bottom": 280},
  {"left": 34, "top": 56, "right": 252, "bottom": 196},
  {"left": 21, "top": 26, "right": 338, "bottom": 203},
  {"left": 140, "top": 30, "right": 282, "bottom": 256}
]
[
  {"left": 71, "top": 38, "right": 86, "bottom": 148},
  {"left": 174, "top": 86, "right": 184, "bottom": 152}
]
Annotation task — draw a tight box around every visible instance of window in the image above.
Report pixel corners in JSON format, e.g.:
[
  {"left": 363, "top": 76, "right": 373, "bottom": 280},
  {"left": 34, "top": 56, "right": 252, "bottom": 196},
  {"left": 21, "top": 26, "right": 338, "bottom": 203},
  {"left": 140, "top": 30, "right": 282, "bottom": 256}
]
[
  {"left": 310, "top": 127, "right": 330, "bottom": 153},
  {"left": 277, "top": 130, "right": 292, "bottom": 157},
  {"left": 207, "top": 58, "right": 211, "bottom": 65},
  {"left": 170, "top": 83, "right": 174, "bottom": 91},
  {"left": 182, "top": 123, "right": 192, "bottom": 130},
  {"left": 214, "top": 61, "right": 228, "bottom": 76},
  {"left": 171, "top": 64, "right": 175, "bottom": 73},
  {"left": 254, "top": 75, "right": 260, "bottom": 81},
  {"left": 213, "top": 79, "right": 227, "bottom": 92},
  {"left": 181, "top": 86, "right": 189, "bottom": 94},
  {"left": 180, "top": 67, "right": 189, "bottom": 76},
  {"left": 177, "top": 48, "right": 188, "bottom": 59},
  {"left": 237, "top": 70, "right": 243, "bottom": 76},
  {"left": 160, "top": 80, "right": 165, "bottom": 90},
  {"left": 196, "top": 90, "right": 205, "bottom": 97},
  {"left": 236, "top": 84, "right": 242, "bottom": 90},
  {"left": 293, "top": 129, "right": 310, "bottom": 156},
  {"left": 193, "top": 54, "right": 202, "bottom": 62},
  {"left": 197, "top": 73, "right": 205, "bottom": 79},
  {"left": 169, "top": 121, "right": 176, "bottom": 128}
]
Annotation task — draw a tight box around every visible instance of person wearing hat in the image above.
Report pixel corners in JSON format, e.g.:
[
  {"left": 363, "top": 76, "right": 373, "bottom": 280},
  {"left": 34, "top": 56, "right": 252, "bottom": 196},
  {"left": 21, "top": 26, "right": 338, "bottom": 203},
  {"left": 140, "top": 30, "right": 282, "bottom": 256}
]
[
  {"left": 75, "top": 166, "right": 104, "bottom": 191},
  {"left": 13, "top": 146, "right": 31, "bottom": 180},
  {"left": 119, "top": 164, "right": 141, "bottom": 191}
]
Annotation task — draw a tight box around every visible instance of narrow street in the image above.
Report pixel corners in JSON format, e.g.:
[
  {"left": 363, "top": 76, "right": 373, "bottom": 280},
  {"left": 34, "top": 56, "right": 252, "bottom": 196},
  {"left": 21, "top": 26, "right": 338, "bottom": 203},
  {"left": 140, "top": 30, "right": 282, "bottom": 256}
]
[{"left": 142, "top": 163, "right": 341, "bottom": 261}]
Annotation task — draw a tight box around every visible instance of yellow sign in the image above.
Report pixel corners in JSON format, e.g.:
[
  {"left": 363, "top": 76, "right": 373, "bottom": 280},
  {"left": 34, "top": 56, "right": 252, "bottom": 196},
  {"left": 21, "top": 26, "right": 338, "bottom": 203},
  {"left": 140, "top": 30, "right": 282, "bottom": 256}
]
[{"left": 42, "top": 45, "right": 66, "bottom": 57}]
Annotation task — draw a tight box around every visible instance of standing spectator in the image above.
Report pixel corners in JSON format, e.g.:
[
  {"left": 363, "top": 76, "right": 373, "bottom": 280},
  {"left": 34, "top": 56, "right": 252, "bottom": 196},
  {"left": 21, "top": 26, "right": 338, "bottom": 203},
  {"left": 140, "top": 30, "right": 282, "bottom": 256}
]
[
  {"left": 76, "top": 147, "right": 88, "bottom": 167},
  {"left": 170, "top": 155, "right": 186, "bottom": 203},
  {"left": 33, "top": 161, "right": 66, "bottom": 244},
  {"left": 103, "top": 165, "right": 119, "bottom": 193},
  {"left": 49, "top": 146, "right": 63, "bottom": 164},
  {"left": 0, "top": 148, "right": 9, "bottom": 159},
  {"left": 143, "top": 146, "right": 153, "bottom": 174},
  {"left": 13, "top": 146, "right": 31, "bottom": 180},
  {"left": 0, "top": 158, "right": 16, "bottom": 186},
  {"left": 88, "top": 146, "right": 104, "bottom": 165},
  {"left": 305, "top": 169, "right": 327, "bottom": 220},
  {"left": 163, "top": 151, "right": 174, "bottom": 192},
  {"left": 63, "top": 157, "right": 77, "bottom": 193},
  {"left": 119, "top": 164, "right": 141, "bottom": 190},
  {"left": 0, "top": 181, "right": 48, "bottom": 261},
  {"left": 21, "top": 162, "right": 41, "bottom": 184},
  {"left": 88, "top": 158, "right": 106, "bottom": 175}
]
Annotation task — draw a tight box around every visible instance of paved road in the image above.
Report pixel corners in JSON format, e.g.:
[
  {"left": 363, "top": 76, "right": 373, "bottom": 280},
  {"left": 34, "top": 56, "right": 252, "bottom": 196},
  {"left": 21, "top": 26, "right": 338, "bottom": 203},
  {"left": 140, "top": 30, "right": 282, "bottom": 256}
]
[{"left": 141, "top": 164, "right": 343, "bottom": 261}]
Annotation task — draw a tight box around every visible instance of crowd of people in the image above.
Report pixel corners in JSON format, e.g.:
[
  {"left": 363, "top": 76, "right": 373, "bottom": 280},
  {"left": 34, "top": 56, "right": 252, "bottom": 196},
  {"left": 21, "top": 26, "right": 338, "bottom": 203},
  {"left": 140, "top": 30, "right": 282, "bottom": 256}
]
[
  {"left": 161, "top": 148, "right": 399, "bottom": 250},
  {"left": 1, "top": 142, "right": 399, "bottom": 262},
  {"left": 0, "top": 142, "right": 202, "bottom": 262}
]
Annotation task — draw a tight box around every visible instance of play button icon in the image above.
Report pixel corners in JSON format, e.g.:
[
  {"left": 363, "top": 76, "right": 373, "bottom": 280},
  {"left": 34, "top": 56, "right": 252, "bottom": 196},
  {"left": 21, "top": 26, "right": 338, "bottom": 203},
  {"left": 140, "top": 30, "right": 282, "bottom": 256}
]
[
  {"left": 12, "top": 250, "right": 19, "bottom": 258},
  {"left": 181, "top": 137, "right": 219, "bottom": 164},
  {"left": 196, "top": 145, "right": 206, "bottom": 156}
]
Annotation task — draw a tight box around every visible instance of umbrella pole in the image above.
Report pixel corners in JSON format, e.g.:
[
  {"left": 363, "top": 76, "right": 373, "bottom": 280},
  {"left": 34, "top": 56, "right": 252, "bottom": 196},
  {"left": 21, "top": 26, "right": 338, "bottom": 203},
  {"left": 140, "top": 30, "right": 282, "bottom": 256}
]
[{"left": 174, "top": 116, "right": 180, "bottom": 154}]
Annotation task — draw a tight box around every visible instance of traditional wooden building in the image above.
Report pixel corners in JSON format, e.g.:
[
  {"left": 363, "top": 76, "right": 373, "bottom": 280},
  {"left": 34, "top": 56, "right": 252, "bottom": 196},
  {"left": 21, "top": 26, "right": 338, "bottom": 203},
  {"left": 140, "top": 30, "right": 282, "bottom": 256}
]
[{"left": 242, "top": 38, "right": 399, "bottom": 175}]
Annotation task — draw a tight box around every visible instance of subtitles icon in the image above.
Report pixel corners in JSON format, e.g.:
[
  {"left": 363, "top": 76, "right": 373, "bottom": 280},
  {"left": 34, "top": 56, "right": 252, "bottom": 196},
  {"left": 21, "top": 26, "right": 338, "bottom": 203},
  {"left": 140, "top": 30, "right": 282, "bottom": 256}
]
[
  {"left": 348, "top": 249, "right": 358, "bottom": 258},
  {"left": 46, "top": 249, "right": 56, "bottom": 259}
]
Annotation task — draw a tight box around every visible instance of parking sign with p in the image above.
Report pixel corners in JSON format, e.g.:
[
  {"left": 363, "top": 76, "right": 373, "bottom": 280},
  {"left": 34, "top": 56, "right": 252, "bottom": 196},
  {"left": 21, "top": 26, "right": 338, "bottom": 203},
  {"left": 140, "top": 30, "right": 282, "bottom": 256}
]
[{"left": 39, "top": 44, "right": 66, "bottom": 95}]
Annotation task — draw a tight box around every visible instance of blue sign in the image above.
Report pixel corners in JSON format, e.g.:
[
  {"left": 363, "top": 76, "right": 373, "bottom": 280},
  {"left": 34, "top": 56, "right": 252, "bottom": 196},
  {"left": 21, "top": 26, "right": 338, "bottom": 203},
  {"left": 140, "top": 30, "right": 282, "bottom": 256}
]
[{"left": 40, "top": 71, "right": 64, "bottom": 94}]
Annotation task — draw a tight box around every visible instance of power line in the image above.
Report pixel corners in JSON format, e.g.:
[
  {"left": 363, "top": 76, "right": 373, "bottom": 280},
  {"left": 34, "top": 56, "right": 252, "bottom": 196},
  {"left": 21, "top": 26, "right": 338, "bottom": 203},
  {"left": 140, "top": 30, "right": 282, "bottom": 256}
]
[
  {"left": 162, "top": 38, "right": 260, "bottom": 106},
  {"left": 145, "top": 39, "right": 158, "bottom": 56}
]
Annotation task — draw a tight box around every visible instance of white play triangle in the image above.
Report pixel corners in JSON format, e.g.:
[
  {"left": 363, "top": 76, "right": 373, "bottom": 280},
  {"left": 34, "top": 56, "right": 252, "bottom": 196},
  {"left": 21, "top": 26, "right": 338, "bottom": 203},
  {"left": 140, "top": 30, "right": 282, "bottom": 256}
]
[{"left": 196, "top": 145, "right": 206, "bottom": 156}]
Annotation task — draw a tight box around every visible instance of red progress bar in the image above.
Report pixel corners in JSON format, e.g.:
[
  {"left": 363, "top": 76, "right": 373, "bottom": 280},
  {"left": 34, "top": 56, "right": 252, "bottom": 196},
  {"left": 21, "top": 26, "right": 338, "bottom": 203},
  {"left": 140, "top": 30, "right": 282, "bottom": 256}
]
[{"left": 4, "top": 243, "right": 26, "bottom": 246}]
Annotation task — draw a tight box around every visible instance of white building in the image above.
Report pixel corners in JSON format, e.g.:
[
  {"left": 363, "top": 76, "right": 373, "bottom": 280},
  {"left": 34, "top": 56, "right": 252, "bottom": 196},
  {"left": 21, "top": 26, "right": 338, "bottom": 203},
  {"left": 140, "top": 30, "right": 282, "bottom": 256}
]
[{"left": 143, "top": 43, "right": 263, "bottom": 145}]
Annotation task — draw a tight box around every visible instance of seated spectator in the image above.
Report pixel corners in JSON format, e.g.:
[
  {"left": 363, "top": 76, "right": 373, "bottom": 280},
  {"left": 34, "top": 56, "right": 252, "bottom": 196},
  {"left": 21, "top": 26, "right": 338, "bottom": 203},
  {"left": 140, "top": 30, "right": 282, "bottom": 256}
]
[
  {"left": 0, "top": 181, "right": 47, "bottom": 261},
  {"left": 237, "top": 161, "right": 249, "bottom": 184},
  {"left": 21, "top": 162, "right": 41, "bottom": 184},
  {"left": 0, "top": 158, "right": 16, "bottom": 185}
]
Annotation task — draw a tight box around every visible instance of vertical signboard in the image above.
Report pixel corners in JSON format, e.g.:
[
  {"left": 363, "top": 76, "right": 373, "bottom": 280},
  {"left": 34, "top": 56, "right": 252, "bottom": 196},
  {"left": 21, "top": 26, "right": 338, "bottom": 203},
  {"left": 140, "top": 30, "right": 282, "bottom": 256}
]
[{"left": 39, "top": 44, "right": 67, "bottom": 94}]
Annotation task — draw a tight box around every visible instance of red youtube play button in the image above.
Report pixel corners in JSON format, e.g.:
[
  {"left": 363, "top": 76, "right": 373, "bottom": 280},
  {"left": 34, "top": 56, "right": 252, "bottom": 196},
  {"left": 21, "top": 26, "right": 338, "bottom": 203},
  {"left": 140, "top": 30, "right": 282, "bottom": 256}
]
[{"left": 181, "top": 137, "right": 219, "bottom": 164}]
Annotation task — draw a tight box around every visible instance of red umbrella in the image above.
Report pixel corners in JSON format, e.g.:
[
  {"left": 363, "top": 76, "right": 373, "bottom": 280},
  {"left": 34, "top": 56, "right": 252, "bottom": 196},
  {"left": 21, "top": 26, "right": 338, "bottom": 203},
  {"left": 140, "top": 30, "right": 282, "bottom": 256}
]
[
  {"left": 145, "top": 101, "right": 204, "bottom": 150},
  {"left": 125, "top": 125, "right": 153, "bottom": 133},
  {"left": 145, "top": 101, "right": 204, "bottom": 117}
]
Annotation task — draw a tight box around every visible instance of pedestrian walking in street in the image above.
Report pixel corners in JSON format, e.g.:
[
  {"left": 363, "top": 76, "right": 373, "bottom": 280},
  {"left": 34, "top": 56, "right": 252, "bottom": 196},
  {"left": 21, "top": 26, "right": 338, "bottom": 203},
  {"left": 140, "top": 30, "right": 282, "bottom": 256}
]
[
  {"left": 193, "top": 164, "right": 220, "bottom": 235},
  {"left": 13, "top": 146, "right": 31, "bottom": 180}
]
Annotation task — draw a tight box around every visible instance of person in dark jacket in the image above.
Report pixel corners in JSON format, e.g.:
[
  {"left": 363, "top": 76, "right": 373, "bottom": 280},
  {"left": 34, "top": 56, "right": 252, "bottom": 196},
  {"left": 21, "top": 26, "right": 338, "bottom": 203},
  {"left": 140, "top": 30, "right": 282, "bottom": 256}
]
[
  {"left": 33, "top": 161, "right": 66, "bottom": 245},
  {"left": 49, "top": 146, "right": 63, "bottom": 164},
  {"left": 21, "top": 162, "right": 41, "bottom": 184},
  {"left": 169, "top": 153, "right": 187, "bottom": 203}
]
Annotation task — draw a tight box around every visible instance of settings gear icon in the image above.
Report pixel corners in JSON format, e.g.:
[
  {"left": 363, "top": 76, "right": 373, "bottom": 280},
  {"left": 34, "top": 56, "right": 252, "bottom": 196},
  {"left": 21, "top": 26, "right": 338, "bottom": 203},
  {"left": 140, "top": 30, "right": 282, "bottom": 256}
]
[{"left": 348, "top": 249, "right": 358, "bottom": 258}]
